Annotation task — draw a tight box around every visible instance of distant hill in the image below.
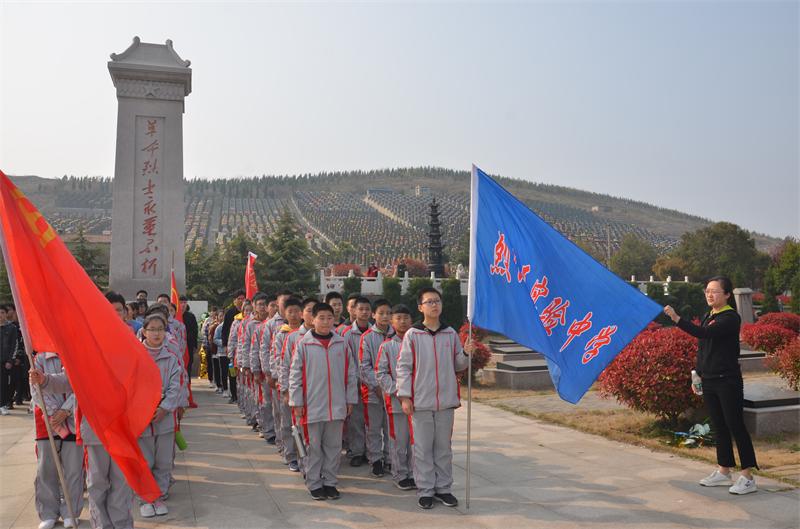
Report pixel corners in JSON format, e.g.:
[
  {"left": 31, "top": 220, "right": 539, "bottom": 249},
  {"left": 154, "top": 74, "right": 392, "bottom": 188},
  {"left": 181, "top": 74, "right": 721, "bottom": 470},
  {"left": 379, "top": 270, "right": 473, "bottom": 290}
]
[{"left": 9, "top": 169, "right": 781, "bottom": 265}]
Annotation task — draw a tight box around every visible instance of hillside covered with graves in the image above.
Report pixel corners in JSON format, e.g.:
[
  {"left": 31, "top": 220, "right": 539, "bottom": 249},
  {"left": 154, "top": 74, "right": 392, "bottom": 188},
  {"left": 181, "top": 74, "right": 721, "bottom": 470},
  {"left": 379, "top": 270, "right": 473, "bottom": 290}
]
[{"left": 8, "top": 168, "right": 780, "bottom": 266}]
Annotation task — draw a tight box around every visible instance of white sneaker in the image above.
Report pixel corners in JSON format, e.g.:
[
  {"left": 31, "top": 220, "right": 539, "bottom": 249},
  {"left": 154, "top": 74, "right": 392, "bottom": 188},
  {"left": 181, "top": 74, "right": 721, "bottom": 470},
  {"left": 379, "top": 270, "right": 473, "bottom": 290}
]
[
  {"left": 154, "top": 499, "right": 169, "bottom": 515},
  {"left": 699, "top": 470, "right": 733, "bottom": 487},
  {"left": 139, "top": 503, "right": 156, "bottom": 518},
  {"left": 37, "top": 520, "right": 56, "bottom": 529},
  {"left": 222, "top": 390, "right": 230, "bottom": 398},
  {"left": 0, "top": 406, "right": 9, "bottom": 416},
  {"left": 729, "top": 475, "right": 757, "bottom": 495},
  {"left": 63, "top": 518, "right": 78, "bottom": 528}
]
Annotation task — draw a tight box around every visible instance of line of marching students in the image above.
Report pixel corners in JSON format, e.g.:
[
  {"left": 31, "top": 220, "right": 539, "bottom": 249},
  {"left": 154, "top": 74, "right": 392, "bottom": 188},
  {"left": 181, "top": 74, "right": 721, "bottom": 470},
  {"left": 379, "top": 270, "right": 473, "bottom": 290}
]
[
  {"left": 212, "top": 285, "right": 472, "bottom": 509},
  {"left": 25, "top": 283, "right": 471, "bottom": 528},
  {"left": 29, "top": 291, "right": 192, "bottom": 529}
]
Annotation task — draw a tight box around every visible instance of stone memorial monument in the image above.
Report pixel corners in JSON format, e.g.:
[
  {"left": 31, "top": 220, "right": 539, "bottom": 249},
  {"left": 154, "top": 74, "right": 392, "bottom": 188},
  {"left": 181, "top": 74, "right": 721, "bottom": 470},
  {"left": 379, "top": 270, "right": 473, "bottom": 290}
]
[{"left": 108, "top": 37, "right": 191, "bottom": 299}]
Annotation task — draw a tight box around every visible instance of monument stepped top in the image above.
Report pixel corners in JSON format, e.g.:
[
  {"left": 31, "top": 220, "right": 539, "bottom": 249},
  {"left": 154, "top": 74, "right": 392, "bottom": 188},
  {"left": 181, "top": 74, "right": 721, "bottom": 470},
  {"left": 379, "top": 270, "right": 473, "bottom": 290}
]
[
  {"left": 108, "top": 37, "right": 192, "bottom": 95},
  {"left": 110, "top": 36, "right": 191, "bottom": 68}
]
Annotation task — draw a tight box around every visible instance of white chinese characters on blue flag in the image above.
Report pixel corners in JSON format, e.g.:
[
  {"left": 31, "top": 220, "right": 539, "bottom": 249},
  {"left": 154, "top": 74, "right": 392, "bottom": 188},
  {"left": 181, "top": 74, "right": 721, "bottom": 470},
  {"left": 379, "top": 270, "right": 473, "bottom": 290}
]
[{"left": 467, "top": 166, "right": 662, "bottom": 403}]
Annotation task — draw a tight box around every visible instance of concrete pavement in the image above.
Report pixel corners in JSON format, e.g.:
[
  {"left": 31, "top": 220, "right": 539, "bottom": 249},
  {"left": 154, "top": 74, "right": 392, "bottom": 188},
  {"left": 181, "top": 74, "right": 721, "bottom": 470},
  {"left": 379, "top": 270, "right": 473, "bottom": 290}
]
[{"left": 2, "top": 383, "right": 798, "bottom": 529}]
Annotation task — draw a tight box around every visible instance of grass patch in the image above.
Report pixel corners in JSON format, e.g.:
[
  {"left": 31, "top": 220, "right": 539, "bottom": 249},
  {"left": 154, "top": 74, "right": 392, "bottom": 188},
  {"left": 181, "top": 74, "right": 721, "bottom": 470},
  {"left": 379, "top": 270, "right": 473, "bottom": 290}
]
[{"left": 473, "top": 392, "right": 800, "bottom": 487}]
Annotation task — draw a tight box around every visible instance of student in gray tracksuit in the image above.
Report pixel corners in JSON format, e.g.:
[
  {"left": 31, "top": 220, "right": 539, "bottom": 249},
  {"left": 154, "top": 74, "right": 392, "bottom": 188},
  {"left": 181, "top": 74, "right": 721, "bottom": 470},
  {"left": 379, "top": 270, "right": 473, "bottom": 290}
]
[
  {"left": 289, "top": 302, "right": 358, "bottom": 500},
  {"left": 396, "top": 287, "right": 470, "bottom": 510},
  {"left": 34, "top": 291, "right": 143, "bottom": 528},
  {"left": 32, "top": 352, "right": 84, "bottom": 527},
  {"left": 266, "top": 294, "right": 289, "bottom": 451},
  {"left": 36, "top": 368, "right": 135, "bottom": 529},
  {"left": 229, "top": 305, "right": 252, "bottom": 420},
  {"left": 270, "top": 298, "right": 303, "bottom": 464},
  {"left": 357, "top": 299, "right": 395, "bottom": 475},
  {"left": 375, "top": 305, "right": 416, "bottom": 490},
  {"left": 138, "top": 313, "right": 183, "bottom": 517},
  {"left": 340, "top": 297, "right": 373, "bottom": 466},
  {"left": 279, "top": 298, "right": 316, "bottom": 471},
  {"left": 242, "top": 294, "right": 274, "bottom": 441}
]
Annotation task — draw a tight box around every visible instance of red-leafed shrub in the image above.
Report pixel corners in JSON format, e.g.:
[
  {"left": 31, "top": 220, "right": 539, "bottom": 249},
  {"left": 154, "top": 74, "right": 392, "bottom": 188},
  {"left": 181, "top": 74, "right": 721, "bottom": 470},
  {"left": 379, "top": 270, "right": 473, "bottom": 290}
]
[
  {"left": 756, "top": 313, "right": 800, "bottom": 334},
  {"left": 401, "top": 258, "right": 429, "bottom": 278},
  {"left": 457, "top": 322, "right": 492, "bottom": 383},
  {"left": 598, "top": 326, "right": 701, "bottom": 425},
  {"left": 331, "top": 263, "right": 362, "bottom": 277},
  {"left": 765, "top": 338, "right": 800, "bottom": 391},
  {"left": 741, "top": 323, "right": 796, "bottom": 354}
]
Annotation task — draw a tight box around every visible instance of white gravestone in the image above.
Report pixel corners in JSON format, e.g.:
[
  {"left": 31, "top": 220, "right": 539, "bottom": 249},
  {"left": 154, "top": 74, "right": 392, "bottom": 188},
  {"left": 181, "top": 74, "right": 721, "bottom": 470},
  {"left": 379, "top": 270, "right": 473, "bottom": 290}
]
[{"left": 108, "top": 37, "right": 191, "bottom": 299}]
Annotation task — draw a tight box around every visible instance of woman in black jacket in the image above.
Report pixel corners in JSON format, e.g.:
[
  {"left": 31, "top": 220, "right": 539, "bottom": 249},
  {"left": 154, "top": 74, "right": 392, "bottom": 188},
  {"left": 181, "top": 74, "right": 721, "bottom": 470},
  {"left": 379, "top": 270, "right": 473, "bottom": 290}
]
[{"left": 664, "top": 276, "right": 758, "bottom": 495}]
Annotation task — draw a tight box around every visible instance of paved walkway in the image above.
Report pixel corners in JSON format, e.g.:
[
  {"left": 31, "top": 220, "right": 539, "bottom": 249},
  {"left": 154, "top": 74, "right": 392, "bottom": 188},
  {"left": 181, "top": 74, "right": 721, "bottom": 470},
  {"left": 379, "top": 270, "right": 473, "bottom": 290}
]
[{"left": 2, "top": 383, "right": 798, "bottom": 529}]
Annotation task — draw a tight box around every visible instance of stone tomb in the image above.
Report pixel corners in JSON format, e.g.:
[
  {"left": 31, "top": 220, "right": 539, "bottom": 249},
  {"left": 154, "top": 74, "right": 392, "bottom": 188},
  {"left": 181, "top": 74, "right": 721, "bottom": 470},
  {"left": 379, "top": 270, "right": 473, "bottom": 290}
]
[{"left": 742, "top": 381, "right": 800, "bottom": 436}]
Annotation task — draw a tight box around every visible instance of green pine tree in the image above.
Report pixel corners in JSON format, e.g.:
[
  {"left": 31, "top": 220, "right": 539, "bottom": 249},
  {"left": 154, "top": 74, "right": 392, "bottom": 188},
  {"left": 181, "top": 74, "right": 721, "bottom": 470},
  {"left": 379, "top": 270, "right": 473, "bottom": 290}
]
[{"left": 262, "top": 209, "right": 317, "bottom": 295}]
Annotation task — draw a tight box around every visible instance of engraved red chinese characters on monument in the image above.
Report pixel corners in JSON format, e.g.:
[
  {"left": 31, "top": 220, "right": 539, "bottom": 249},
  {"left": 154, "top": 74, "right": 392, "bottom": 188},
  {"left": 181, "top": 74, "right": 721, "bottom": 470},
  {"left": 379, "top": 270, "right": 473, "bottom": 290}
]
[{"left": 134, "top": 116, "right": 164, "bottom": 278}]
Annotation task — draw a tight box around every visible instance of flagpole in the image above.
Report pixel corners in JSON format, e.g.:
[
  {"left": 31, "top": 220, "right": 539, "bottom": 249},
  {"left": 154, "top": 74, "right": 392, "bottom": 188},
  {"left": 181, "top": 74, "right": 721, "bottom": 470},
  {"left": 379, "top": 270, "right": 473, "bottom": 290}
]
[
  {"left": 465, "top": 164, "right": 479, "bottom": 512},
  {"left": 466, "top": 319, "right": 473, "bottom": 510},
  {"left": 0, "top": 220, "right": 79, "bottom": 526}
]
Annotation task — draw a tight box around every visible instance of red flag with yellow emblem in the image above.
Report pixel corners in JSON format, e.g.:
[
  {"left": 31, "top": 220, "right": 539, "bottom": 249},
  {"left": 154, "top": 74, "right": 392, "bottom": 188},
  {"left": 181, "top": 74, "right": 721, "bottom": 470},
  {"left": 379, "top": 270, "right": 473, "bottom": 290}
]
[{"left": 0, "top": 171, "right": 162, "bottom": 502}]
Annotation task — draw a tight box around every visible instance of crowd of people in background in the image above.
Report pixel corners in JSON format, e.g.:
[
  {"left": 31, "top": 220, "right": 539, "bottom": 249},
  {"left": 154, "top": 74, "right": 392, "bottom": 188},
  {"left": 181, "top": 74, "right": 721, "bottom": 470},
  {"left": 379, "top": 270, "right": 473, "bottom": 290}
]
[{"left": 0, "top": 303, "right": 31, "bottom": 415}]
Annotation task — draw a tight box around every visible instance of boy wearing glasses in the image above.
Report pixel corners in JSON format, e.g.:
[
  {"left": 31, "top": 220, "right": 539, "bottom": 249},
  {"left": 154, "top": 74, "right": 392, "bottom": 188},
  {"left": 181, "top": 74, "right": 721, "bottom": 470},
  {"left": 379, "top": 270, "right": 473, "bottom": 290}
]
[{"left": 395, "top": 287, "right": 471, "bottom": 510}]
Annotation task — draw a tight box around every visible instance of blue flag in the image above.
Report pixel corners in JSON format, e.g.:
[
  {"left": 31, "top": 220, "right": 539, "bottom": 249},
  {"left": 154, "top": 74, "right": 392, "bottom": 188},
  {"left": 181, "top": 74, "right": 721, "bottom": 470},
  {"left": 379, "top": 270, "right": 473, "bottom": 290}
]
[{"left": 467, "top": 166, "right": 662, "bottom": 403}]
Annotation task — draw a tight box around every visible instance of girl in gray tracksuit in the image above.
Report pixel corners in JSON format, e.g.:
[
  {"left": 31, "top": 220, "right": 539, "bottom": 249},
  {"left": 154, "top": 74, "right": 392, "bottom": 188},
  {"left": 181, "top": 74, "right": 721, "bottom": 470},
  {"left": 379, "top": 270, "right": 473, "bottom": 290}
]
[
  {"left": 395, "top": 323, "right": 469, "bottom": 502},
  {"left": 138, "top": 314, "right": 183, "bottom": 515},
  {"left": 289, "top": 329, "right": 358, "bottom": 496},
  {"left": 37, "top": 364, "right": 135, "bottom": 529},
  {"left": 32, "top": 352, "right": 84, "bottom": 527}
]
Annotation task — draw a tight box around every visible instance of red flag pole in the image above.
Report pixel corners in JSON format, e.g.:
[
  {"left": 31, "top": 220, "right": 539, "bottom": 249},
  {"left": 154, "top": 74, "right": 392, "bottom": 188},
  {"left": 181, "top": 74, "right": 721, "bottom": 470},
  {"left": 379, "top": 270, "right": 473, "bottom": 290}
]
[{"left": 0, "top": 215, "right": 79, "bottom": 525}]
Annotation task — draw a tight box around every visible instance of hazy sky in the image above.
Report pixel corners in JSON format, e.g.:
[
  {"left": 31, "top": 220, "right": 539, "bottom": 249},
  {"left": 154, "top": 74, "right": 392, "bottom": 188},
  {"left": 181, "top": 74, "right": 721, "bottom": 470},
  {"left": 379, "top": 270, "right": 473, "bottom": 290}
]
[{"left": 1, "top": 1, "right": 797, "bottom": 238}]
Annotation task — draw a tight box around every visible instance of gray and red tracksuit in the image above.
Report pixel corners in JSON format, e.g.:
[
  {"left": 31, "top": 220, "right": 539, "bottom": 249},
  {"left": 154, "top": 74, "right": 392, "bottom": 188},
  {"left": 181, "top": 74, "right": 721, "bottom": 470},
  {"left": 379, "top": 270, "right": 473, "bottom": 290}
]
[
  {"left": 358, "top": 324, "right": 395, "bottom": 464},
  {"left": 229, "top": 316, "right": 252, "bottom": 417},
  {"left": 279, "top": 324, "right": 308, "bottom": 465},
  {"left": 395, "top": 324, "right": 469, "bottom": 498},
  {"left": 40, "top": 366, "right": 134, "bottom": 529},
  {"left": 138, "top": 343, "right": 183, "bottom": 498},
  {"left": 376, "top": 335, "right": 414, "bottom": 484},
  {"left": 266, "top": 314, "right": 286, "bottom": 450},
  {"left": 340, "top": 322, "right": 370, "bottom": 458},
  {"left": 242, "top": 316, "right": 275, "bottom": 439},
  {"left": 32, "top": 352, "right": 84, "bottom": 524},
  {"left": 289, "top": 331, "right": 358, "bottom": 491}
]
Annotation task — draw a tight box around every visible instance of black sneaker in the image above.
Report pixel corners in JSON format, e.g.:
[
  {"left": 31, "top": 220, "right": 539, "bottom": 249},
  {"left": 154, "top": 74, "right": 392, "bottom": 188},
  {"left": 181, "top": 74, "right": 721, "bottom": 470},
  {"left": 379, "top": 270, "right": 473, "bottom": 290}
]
[
  {"left": 434, "top": 493, "right": 458, "bottom": 507},
  {"left": 309, "top": 488, "right": 326, "bottom": 501},
  {"left": 349, "top": 455, "right": 366, "bottom": 467},
  {"left": 418, "top": 496, "right": 434, "bottom": 509},
  {"left": 396, "top": 478, "right": 416, "bottom": 490},
  {"left": 266, "top": 436, "right": 276, "bottom": 445},
  {"left": 371, "top": 460, "right": 385, "bottom": 477},
  {"left": 323, "top": 486, "right": 340, "bottom": 500}
]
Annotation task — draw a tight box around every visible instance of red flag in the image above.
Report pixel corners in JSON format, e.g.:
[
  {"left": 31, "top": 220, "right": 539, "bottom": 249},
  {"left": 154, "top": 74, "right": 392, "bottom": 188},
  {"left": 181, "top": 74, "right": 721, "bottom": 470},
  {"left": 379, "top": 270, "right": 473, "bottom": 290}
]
[
  {"left": 0, "top": 171, "right": 162, "bottom": 502},
  {"left": 245, "top": 251, "right": 258, "bottom": 300},
  {"left": 170, "top": 268, "right": 196, "bottom": 407},
  {"left": 170, "top": 269, "right": 183, "bottom": 323}
]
